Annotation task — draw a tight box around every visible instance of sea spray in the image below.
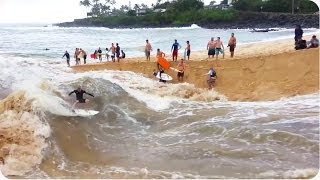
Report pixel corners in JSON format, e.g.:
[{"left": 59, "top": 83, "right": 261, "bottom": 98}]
[{"left": 0, "top": 91, "right": 50, "bottom": 176}]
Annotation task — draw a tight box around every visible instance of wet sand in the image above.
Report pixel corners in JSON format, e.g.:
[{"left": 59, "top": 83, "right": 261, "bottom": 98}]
[{"left": 72, "top": 37, "right": 319, "bottom": 101}]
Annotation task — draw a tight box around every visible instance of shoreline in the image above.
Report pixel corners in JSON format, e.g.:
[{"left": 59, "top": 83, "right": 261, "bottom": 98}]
[{"left": 71, "top": 35, "right": 319, "bottom": 101}]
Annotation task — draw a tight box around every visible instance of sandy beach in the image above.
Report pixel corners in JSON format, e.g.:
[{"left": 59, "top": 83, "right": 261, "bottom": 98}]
[{"left": 72, "top": 35, "right": 319, "bottom": 101}]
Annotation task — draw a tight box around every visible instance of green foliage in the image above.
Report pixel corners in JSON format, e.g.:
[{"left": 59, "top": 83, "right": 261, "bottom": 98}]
[{"left": 232, "top": 0, "right": 318, "bottom": 13}]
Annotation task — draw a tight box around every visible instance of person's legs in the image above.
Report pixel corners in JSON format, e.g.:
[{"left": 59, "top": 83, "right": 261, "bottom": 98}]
[
  {"left": 84, "top": 55, "right": 87, "bottom": 64},
  {"left": 67, "top": 59, "right": 70, "bottom": 67}
]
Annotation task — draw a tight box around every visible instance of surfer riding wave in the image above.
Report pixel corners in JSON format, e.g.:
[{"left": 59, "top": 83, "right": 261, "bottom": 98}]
[{"left": 69, "top": 87, "right": 94, "bottom": 107}]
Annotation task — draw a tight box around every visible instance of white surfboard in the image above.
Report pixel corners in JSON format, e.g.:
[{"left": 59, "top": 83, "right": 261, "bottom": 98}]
[
  {"left": 73, "top": 109, "right": 99, "bottom": 116},
  {"left": 156, "top": 72, "right": 173, "bottom": 81}
]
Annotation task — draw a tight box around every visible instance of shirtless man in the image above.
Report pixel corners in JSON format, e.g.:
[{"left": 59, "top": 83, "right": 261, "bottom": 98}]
[
  {"left": 177, "top": 59, "right": 186, "bottom": 82},
  {"left": 74, "top": 48, "right": 80, "bottom": 65},
  {"left": 145, "top": 39, "right": 152, "bottom": 61},
  {"left": 109, "top": 43, "right": 116, "bottom": 62},
  {"left": 215, "top": 37, "right": 224, "bottom": 60},
  {"left": 228, "top": 33, "right": 237, "bottom": 58},
  {"left": 207, "top": 37, "right": 216, "bottom": 59},
  {"left": 156, "top": 48, "right": 165, "bottom": 58}
]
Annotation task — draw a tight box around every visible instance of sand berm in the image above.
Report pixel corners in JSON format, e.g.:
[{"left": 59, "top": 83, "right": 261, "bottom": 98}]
[{"left": 72, "top": 38, "right": 319, "bottom": 101}]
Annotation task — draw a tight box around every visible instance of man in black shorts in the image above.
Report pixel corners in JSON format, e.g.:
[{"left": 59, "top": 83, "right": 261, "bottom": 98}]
[
  {"left": 69, "top": 87, "right": 94, "bottom": 107},
  {"left": 116, "top": 43, "right": 121, "bottom": 62}
]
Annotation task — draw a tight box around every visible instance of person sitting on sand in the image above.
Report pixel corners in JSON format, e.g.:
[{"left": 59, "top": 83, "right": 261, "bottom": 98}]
[
  {"left": 307, "top": 35, "right": 319, "bottom": 48},
  {"left": 121, "top": 50, "right": 125, "bottom": 59},
  {"left": 295, "top": 38, "right": 307, "bottom": 50},
  {"left": 206, "top": 67, "right": 217, "bottom": 89},
  {"left": 177, "top": 59, "right": 186, "bottom": 82},
  {"left": 156, "top": 49, "right": 165, "bottom": 58}
]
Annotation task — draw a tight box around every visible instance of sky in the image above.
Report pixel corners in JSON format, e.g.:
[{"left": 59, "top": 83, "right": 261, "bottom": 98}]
[
  {"left": 0, "top": 0, "right": 216, "bottom": 23},
  {"left": 0, "top": 0, "right": 318, "bottom": 24}
]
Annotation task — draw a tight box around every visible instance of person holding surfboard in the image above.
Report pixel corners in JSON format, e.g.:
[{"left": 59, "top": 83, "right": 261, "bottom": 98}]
[
  {"left": 171, "top": 39, "right": 181, "bottom": 62},
  {"left": 185, "top": 41, "right": 191, "bottom": 60},
  {"left": 156, "top": 49, "right": 165, "bottom": 58},
  {"left": 69, "top": 87, "right": 94, "bottom": 106}
]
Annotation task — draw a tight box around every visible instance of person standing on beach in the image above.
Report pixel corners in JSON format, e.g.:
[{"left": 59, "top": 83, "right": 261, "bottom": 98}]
[
  {"left": 186, "top": 41, "right": 191, "bottom": 60},
  {"left": 294, "top": 25, "right": 303, "bottom": 45},
  {"left": 105, "top": 48, "right": 110, "bottom": 61},
  {"left": 228, "top": 33, "right": 236, "bottom": 58},
  {"left": 62, "top": 50, "right": 70, "bottom": 67},
  {"left": 74, "top": 48, "right": 80, "bottom": 65},
  {"left": 97, "top": 47, "right": 103, "bottom": 63},
  {"left": 177, "top": 59, "right": 186, "bottom": 82},
  {"left": 110, "top": 43, "right": 116, "bottom": 62},
  {"left": 116, "top": 43, "right": 121, "bottom": 62},
  {"left": 145, "top": 39, "right": 152, "bottom": 61},
  {"left": 80, "top": 49, "right": 87, "bottom": 64},
  {"left": 207, "top": 37, "right": 216, "bottom": 59},
  {"left": 171, "top": 39, "right": 181, "bottom": 62},
  {"left": 156, "top": 49, "right": 165, "bottom": 58},
  {"left": 215, "top": 37, "right": 224, "bottom": 60}
]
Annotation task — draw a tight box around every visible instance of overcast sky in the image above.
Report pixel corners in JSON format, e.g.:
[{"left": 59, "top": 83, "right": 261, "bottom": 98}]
[
  {"left": 0, "top": 0, "right": 217, "bottom": 23},
  {"left": 0, "top": 0, "right": 318, "bottom": 24}
]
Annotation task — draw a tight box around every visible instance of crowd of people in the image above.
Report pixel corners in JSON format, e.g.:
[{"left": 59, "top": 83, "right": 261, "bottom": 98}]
[{"left": 62, "top": 27, "right": 318, "bottom": 90}]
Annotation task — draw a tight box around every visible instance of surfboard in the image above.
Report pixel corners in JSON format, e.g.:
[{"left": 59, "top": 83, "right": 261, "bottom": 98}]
[
  {"left": 156, "top": 72, "right": 173, "bottom": 81},
  {"left": 73, "top": 109, "right": 99, "bottom": 116},
  {"left": 157, "top": 57, "right": 170, "bottom": 70}
]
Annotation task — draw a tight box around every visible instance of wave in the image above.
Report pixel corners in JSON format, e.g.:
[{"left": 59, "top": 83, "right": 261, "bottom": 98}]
[{"left": 0, "top": 91, "right": 50, "bottom": 176}]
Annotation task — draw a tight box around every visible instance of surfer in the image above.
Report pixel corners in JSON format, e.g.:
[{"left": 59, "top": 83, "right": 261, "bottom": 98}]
[
  {"left": 69, "top": 87, "right": 94, "bottom": 107},
  {"left": 62, "top": 50, "right": 70, "bottom": 67},
  {"left": 98, "top": 47, "right": 102, "bottom": 62}
]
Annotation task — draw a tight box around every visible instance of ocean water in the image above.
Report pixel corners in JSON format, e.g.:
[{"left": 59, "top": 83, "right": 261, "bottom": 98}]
[{"left": 0, "top": 25, "right": 319, "bottom": 178}]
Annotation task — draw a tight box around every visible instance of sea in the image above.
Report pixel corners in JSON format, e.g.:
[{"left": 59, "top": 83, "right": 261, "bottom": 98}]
[{"left": 0, "top": 24, "right": 319, "bottom": 179}]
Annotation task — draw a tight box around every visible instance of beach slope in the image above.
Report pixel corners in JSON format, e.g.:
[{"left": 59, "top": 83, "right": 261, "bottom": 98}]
[{"left": 72, "top": 48, "right": 319, "bottom": 101}]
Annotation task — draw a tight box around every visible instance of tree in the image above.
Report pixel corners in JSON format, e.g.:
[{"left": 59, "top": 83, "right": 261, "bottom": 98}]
[
  {"left": 209, "top": 1, "right": 216, "bottom": 6},
  {"left": 80, "top": 0, "right": 91, "bottom": 7},
  {"left": 220, "top": 0, "right": 228, "bottom": 4},
  {"left": 167, "top": 0, "right": 204, "bottom": 13}
]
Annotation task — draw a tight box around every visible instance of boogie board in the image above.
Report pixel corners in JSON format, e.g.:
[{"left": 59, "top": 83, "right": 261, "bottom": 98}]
[
  {"left": 157, "top": 57, "right": 170, "bottom": 70},
  {"left": 73, "top": 109, "right": 99, "bottom": 117},
  {"left": 156, "top": 72, "right": 173, "bottom": 81}
]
